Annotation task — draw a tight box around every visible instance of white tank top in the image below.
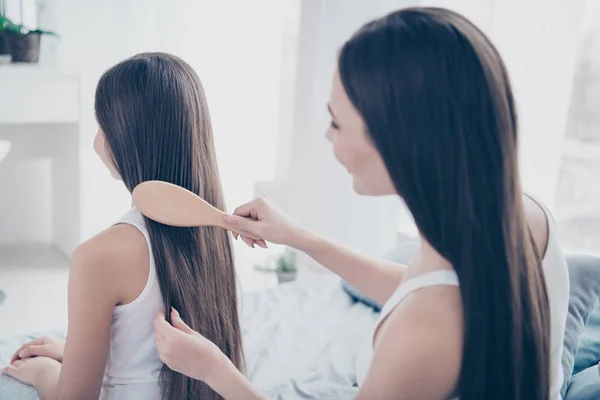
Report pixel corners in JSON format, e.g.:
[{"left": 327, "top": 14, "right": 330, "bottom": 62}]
[
  {"left": 100, "top": 208, "right": 164, "bottom": 400},
  {"left": 355, "top": 205, "right": 569, "bottom": 400}
]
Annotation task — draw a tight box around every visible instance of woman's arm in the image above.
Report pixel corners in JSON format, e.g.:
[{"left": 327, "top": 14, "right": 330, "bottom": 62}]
[
  {"left": 295, "top": 230, "right": 405, "bottom": 304},
  {"left": 224, "top": 197, "right": 406, "bottom": 304},
  {"left": 205, "top": 356, "right": 268, "bottom": 400}
]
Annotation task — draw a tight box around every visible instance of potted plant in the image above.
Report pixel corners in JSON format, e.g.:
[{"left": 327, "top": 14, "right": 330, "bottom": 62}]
[
  {"left": 0, "top": 15, "right": 14, "bottom": 58},
  {"left": 6, "top": 23, "right": 56, "bottom": 63},
  {"left": 276, "top": 251, "right": 298, "bottom": 284},
  {"left": 3, "top": 0, "right": 57, "bottom": 63},
  {"left": 0, "top": 0, "right": 8, "bottom": 56}
]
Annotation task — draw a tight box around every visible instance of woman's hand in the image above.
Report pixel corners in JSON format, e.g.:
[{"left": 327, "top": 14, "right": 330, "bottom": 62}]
[
  {"left": 224, "top": 197, "right": 307, "bottom": 249},
  {"left": 2, "top": 356, "right": 61, "bottom": 399},
  {"left": 155, "top": 309, "right": 269, "bottom": 400},
  {"left": 11, "top": 336, "right": 65, "bottom": 363},
  {"left": 154, "top": 308, "right": 227, "bottom": 383}
]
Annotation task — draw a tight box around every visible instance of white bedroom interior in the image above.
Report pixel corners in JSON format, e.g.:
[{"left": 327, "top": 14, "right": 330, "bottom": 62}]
[{"left": 0, "top": 0, "right": 598, "bottom": 341}]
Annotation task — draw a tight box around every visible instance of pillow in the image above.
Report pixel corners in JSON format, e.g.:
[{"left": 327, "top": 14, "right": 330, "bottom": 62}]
[
  {"left": 342, "top": 240, "right": 418, "bottom": 311},
  {"left": 342, "top": 281, "right": 383, "bottom": 311},
  {"left": 562, "top": 255, "right": 600, "bottom": 396},
  {"left": 563, "top": 363, "right": 600, "bottom": 400},
  {"left": 573, "top": 300, "right": 600, "bottom": 375}
]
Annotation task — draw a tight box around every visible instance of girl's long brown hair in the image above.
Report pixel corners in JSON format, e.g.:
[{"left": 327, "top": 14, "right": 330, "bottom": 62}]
[
  {"left": 95, "top": 52, "right": 243, "bottom": 399},
  {"left": 339, "top": 8, "right": 550, "bottom": 400}
]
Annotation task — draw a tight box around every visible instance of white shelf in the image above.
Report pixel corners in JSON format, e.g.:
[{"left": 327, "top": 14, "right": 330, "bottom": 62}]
[
  {"left": 0, "top": 66, "right": 82, "bottom": 255},
  {"left": 0, "top": 64, "right": 79, "bottom": 79},
  {"left": 0, "top": 66, "right": 80, "bottom": 124}
]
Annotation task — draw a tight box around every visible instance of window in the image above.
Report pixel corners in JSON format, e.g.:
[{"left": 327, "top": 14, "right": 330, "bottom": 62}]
[{"left": 554, "top": 0, "right": 600, "bottom": 252}]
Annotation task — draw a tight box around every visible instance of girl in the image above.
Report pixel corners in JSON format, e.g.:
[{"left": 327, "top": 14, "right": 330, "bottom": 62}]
[
  {"left": 3, "top": 52, "right": 244, "bottom": 400},
  {"left": 154, "top": 7, "right": 569, "bottom": 400}
]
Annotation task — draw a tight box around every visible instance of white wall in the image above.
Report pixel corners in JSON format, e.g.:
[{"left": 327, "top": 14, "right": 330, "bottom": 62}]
[
  {"left": 154, "top": 0, "right": 296, "bottom": 213},
  {"left": 51, "top": 0, "right": 160, "bottom": 242},
  {"left": 46, "top": 0, "right": 294, "bottom": 244},
  {"left": 287, "top": 0, "right": 414, "bottom": 269}
]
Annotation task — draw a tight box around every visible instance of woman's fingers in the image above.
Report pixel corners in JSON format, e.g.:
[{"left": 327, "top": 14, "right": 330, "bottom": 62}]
[
  {"left": 171, "top": 308, "right": 195, "bottom": 335},
  {"left": 223, "top": 215, "right": 261, "bottom": 235},
  {"left": 241, "top": 236, "right": 256, "bottom": 248},
  {"left": 232, "top": 200, "right": 262, "bottom": 219},
  {"left": 154, "top": 312, "right": 173, "bottom": 338}
]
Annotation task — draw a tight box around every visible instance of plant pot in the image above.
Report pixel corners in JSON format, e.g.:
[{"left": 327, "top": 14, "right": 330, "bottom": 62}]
[
  {"left": 9, "top": 32, "right": 41, "bottom": 63},
  {"left": 277, "top": 270, "right": 297, "bottom": 284},
  {"left": 0, "top": 32, "right": 10, "bottom": 55}
]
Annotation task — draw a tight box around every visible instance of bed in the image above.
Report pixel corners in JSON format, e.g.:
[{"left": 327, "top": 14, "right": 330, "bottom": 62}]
[
  {"left": 0, "top": 276, "right": 376, "bottom": 400},
  {"left": 1, "top": 275, "right": 599, "bottom": 399}
]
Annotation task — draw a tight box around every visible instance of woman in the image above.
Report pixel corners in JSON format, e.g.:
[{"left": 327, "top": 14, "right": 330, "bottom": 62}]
[
  {"left": 2, "top": 53, "right": 244, "bottom": 400},
  {"left": 154, "top": 7, "right": 569, "bottom": 400}
]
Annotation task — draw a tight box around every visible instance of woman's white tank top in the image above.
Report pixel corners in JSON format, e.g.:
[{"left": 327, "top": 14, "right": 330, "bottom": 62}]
[
  {"left": 355, "top": 205, "right": 569, "bottom": 400},
  {"left": 100, "top": 208, "right": 164, "bottom": 400}
]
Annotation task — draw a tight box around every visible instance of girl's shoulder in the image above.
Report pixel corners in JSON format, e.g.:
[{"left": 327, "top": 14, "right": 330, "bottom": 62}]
[{"left": 71, "top": 224, "right": 150, "bottom": 306}]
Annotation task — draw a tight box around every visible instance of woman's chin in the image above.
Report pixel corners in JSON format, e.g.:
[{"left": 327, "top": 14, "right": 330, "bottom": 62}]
[
  {"left": 352, "top": 178, "right": 395, "bottom": 196},
  {"left": 352, "top": 179, "right": 374, "bottom": 196}
]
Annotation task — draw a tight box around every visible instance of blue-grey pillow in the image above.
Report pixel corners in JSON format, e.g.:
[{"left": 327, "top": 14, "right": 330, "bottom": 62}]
[
  {"left": 563, "top": 363, "right": 600, "bottom": 400},
  {"left": 342, "top": 240, "right": 418, "bottom": 311},
  {"left": 573, "top": 300, "right": 600, "bottom": 375},
  {"left": 342, "top": 281, "right": 383, "bottom": 311},
  {"left": 562, "top": 255, "right": 600, "bottom": 396}
]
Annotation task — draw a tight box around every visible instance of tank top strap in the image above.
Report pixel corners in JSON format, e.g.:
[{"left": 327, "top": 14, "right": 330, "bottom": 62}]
[
  {"left": 112, "top": 208, "right": 157, "bottom": 312},
  {"left": 116, "top": 208, "right": 151, "bottom": 241},
  {"left": 378, "top": 270, "right": 459, "bottom": 322}
]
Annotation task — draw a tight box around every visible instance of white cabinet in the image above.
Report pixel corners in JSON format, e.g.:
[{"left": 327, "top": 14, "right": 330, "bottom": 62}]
[
  {"left": 0, "top": 67, "right": 79, "bottom": 124},
  {"left": 0, "top": 65, "right": 81, "bottom": 260}
]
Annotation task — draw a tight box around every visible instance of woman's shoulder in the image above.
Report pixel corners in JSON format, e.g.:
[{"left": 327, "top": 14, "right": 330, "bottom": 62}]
[
  {"left": 522, "top": 195, "right": 569, "bottom": 327},
  {"left": 522, "top": 194, "right": 551, "bottom": 257},
  {"left": 365, "top": 286, "right": 462, "bottom": 398}
]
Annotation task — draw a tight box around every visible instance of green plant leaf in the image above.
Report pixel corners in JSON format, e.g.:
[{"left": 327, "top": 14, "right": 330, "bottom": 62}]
[
  {"left": 28, "top": 29, "right": 59, "bottom": 38},
  {"left": 0, "top": 16, "right": 20, "bottom": 33}
]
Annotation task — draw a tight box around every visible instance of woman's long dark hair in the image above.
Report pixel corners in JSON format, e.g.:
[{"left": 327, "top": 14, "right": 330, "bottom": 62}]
[
  {"left": 95, "top": 52, "right": 243, "bottom": 399},
  {"left": 339, "top": 8, "right": 550, "bottom": 400}
]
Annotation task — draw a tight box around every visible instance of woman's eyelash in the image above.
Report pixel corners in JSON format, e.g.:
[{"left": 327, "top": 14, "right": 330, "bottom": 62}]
[{"left": 330, "top": 120, "right": 340, "bottom": 129}]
